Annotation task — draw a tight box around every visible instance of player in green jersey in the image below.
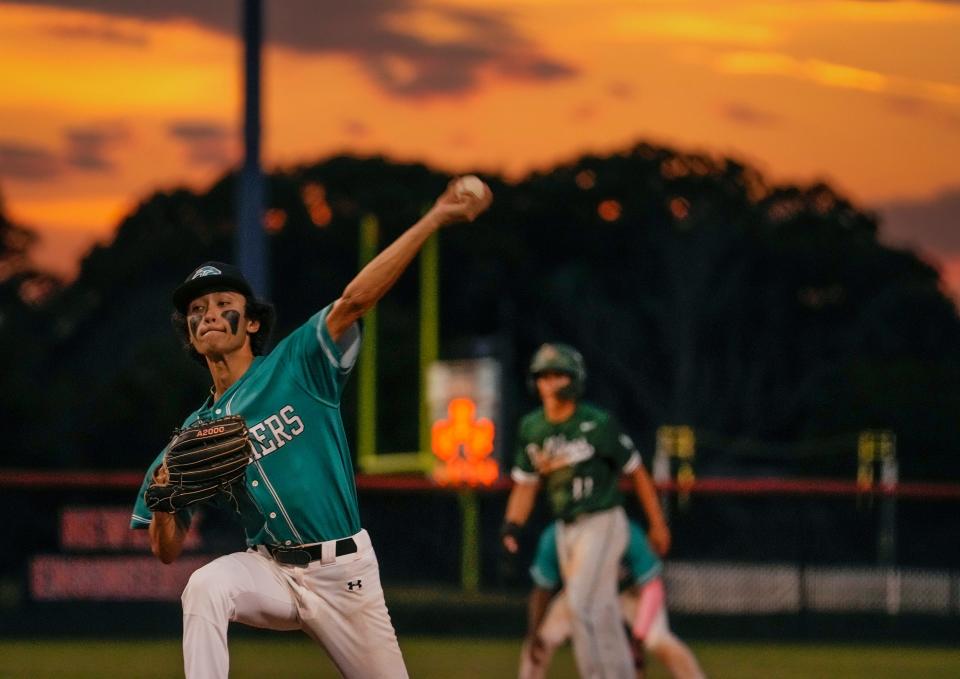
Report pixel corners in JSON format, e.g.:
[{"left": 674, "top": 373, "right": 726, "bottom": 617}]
[
  {"left": 501, "top": 342, "right": 671, "bottom": 679},
  {"left": 520, "top": 521, "right": 705, "bottom": 679},
  {"left": 130, "top": 178, "right": 492, "bottom": 679}
]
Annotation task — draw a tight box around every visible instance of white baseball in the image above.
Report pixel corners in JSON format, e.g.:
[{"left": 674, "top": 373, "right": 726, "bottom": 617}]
[{"left": 456, "top": 175, "right": 486, "bottom": 200}]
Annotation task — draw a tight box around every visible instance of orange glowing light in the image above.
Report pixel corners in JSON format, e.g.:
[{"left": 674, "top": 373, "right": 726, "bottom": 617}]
[
  {"left": 263, "top": 208, "right": 287, "bottom": 233},
  {"left": 597, "top": 199, "right": 622, "bottom": 222},
  {"left": 660, "top": 157, "right": 689, "bottom": 180},
  {"left": 575, "top": 169, "right": 596, "bottom": 190},
  {"left": 18, "top": 277, "right": 57, "bottom": 305},
  {"left": 301, "top": 182, "right": 333, "bottom": 227},
  {"left": 431, "top": 397, "right": 498, "bottom": 487},
  {"left": 669, "top": 197, "right": 690, "bottom": 220}
]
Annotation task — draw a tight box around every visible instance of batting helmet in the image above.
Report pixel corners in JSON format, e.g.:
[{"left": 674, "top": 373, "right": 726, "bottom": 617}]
[{"left": 527, "top": 343, "right": 587, "bottom": 400}]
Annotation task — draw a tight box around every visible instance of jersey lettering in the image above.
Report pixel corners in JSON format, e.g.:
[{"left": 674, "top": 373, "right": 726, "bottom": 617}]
[
  {"left": 525, "top": 434, "right": 595, "bottom": 474},
  {"left": 571, "top": 476, "right": 594, "bottom": 500},
  {"left": 280, "top": 405, "right": 305, "bottom": 435},
  {"left": 248, "top": 422, "right": 277, "bottom": 457},
  {"left": 248, "top": 405, "right": 306, "bottom": 460},
  {"left": 265, "top": 415, "right": 294, "bottom": 445}
]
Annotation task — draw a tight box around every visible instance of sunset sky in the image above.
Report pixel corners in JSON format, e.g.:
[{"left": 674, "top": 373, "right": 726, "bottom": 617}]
[{"left": 1, "top": 0, "right": 959, "bottom": 294}]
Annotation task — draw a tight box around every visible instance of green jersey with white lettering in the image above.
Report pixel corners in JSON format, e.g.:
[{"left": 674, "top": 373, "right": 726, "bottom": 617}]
[
  {"left": 511, "top": 403, "right": 641, "bottom": 522},
  {"left": 130, "top": 303, "right": 363, "bottom": 546}
]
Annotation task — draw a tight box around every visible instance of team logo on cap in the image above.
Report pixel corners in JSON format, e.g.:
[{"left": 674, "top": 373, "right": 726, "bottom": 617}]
[{"left": 191, "top": 265, "right": 222, "bottom": 280}]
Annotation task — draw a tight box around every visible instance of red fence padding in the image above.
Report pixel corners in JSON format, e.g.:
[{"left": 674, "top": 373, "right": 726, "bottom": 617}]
[
  {"left": 2, "top": 468, "right": 959, "bottom": 499},
  {"left": 0, "top": 469, "right": 145, "bottom": 489}
]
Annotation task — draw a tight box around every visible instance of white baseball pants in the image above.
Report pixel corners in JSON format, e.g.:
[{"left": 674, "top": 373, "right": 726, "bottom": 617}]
[
  {"left": 518, "top": 583, "right": 690, "bottom": 679},
  {"left": 180, "top": 529, "right": 407, "bottom": 678},
  {"left": 556, "top": 505, "right": 632, "bottom": 679}
]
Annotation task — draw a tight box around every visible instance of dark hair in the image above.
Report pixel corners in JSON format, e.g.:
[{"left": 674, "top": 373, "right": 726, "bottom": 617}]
[{"left": 171, "top": 297, "right": 276, "bottom": 368}]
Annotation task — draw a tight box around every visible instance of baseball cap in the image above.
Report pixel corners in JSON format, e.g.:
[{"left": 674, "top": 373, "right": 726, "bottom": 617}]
[{"left": 172, "top": 261, "right": 254, "bottom": 313}]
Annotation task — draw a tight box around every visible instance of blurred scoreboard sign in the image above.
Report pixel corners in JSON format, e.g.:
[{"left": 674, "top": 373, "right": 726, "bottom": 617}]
[
  {"left": 31, "top": 554, "right": 210, "bottom": 601},
  {"left": 60, "top": 506, "right": 202, "bottom": 551},
  {"left": 428, "top": 358, "right": 501, "bottom": 486},
  {"left": 30, "top": 506, "right": 205, "bottom": 601}
]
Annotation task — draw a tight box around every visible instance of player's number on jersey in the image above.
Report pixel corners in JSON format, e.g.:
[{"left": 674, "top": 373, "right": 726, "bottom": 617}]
[{"left": 572, "top": 476, "right": 594, "bottom": 501}]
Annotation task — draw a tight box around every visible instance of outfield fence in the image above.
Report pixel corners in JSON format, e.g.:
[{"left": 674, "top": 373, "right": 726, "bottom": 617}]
[
  {"left": 2, "top": 469, "right": 959, "bottom": 638},
  {"left": 663, "top": 562, "right": 958, "bottom": 616}
]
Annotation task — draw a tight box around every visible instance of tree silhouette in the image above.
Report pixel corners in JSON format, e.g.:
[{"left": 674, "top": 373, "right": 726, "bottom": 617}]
[
  {"left": 0, "top": 189, "right": 63, "bottom": 457},
  {"left": 5, "top": 145, "right": 959, "bottom": 479}
]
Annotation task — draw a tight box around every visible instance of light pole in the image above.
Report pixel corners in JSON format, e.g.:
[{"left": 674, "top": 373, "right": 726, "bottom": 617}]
[{"left": 236, "top": 0, "right": 268, "bottom": 297}]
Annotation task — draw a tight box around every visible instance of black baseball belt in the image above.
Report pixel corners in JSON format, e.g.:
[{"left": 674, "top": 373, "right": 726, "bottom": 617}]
[{"left": 265, "top": 537, "right": 357, "bottom": 566}]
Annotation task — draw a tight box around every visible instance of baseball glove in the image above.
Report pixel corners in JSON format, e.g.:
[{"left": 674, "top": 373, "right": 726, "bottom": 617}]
[{"left": 145, "top": 415, "right": 252, "bottom": 513}]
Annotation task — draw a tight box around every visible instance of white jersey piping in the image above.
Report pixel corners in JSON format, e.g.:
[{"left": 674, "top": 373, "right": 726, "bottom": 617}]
[{"left": 227, "top": 385, "right": 305, "bottom": 545}]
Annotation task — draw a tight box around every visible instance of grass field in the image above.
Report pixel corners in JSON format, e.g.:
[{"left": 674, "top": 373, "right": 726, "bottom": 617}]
[{"left": 2, "top": 638, "right": 960, "bottom": 678}]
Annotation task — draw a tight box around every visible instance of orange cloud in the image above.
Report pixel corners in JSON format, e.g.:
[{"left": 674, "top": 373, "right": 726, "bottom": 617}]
[
  {"left": 1, "top": 0, "right": 959, "bottom": 283},
  {"left": 715, "top": 50, "right": 960, "bottom": 105}
]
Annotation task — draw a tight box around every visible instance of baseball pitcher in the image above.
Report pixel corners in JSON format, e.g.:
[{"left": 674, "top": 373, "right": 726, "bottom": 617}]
[
  {"left": 129, "top": 178, "right": 492, "bottom": 679},
  {"left": 501, "top": 343, "right": 671, "bottom": 679}
]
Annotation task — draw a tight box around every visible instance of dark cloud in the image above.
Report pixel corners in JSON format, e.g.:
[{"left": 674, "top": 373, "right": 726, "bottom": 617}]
[
  {"left": 885, "top": 95, "right": 960, "bottom": 131},
  {"left": 63, "top": 124, "right": 127, "bottom": 172},
  {"left": 720, "top": 102, "right": 780, "bottom": 127},
  {"left": 886, "top": 95, "right": 927, "bottom": 116},
  {"left": 607, "top": 82, "right": 636, "bottom": 101},
  {"left": 0, "top": 141, "right": 61, "bottom": 181},
  {"left": 0, "top": 125, "right": 128, "bottom": 181},
  {"left": 447, "top": 130, "right": 473, "bottom": 147},
  {"left": 270, "top": 1, "right": 577, "bottom": 96},
  {"left": 342, "top": 119, "right": 369, "bottom": 138},
  {"left": 572, "top": 104, "right": 599, "bottom": 122},
  {"left": 168, "top": 120, "right": 232, "bottom": 167},
  {"left": 3, "top": 0, "right": 234, "bottom": 30},
  {"left": 496, "top": 55, "right": 576, "bottom": 81},
  {"left": 168, "top": 121, "right": 229, "bottom": 142},
  {"left": 878, "top": 187, "right": 960, "bottom": 255},
  {"left": 6, "top": 0, "right": 576, "bottom": 97}
]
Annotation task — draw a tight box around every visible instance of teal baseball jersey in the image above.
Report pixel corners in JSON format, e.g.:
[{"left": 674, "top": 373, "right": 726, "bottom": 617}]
[
  {"left": 511, "top": 403, "right": 641, "bottom": 522},
  {"left": 131, "top": 303, "right": 363, "bottom": 545},
  {"left": 530, "top": 521, "right": 662, "bottom": 591}
]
